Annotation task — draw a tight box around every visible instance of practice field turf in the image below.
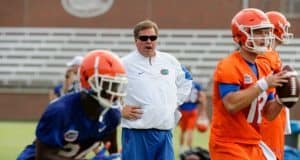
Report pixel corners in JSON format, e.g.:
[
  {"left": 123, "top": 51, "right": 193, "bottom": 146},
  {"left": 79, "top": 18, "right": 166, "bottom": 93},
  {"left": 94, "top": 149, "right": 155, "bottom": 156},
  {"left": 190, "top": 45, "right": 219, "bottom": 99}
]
[{"left": 0, "top": 121, "right": 209, "bottom": 160}]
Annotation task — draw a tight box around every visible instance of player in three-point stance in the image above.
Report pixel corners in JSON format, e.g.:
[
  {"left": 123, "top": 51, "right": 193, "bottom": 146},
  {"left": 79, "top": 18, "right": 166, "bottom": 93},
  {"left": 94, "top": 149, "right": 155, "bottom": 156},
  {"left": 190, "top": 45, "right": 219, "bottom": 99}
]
[{"left": 17, "top": 50, "right": 127, "bottom": 160}]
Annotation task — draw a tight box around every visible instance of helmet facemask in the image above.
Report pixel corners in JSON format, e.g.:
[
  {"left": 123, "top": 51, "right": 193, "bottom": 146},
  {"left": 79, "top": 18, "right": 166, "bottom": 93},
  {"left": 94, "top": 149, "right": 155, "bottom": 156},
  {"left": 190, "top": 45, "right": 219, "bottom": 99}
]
[
  {"left": 88, "top": 74, "right": 127, "bottom": 108},
  {"left": 82, "top": 55, "right": 128, "bottom": 108},
  {"left": 79, "top": 50, "right": 128, "bottom": 110},
  {"left": 277, "top": 22, "right": 293, "bottom": 44},
  {"left": 238, "top": 23, "right": 275, "bottom": 53}
]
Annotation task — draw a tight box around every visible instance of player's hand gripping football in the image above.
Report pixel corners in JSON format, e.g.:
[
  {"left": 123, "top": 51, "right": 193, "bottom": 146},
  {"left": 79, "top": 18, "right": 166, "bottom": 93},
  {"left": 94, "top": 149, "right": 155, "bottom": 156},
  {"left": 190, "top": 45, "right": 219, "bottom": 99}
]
[
  {"left": 264, "top": 71, "right": 289, "bottom": 89},
  {"left": 275, "top": 65, "right": 300, "bottom": 108}
]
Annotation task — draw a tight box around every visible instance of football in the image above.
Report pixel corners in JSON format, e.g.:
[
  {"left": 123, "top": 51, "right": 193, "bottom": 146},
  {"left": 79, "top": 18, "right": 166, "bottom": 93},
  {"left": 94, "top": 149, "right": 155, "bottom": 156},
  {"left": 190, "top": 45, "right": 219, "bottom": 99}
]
[
  {"left": 196, "top": 116, "right": 209, "bottom": 132},
  {"left": 276, "top": 65, "right": 300, "bottom": 108}
]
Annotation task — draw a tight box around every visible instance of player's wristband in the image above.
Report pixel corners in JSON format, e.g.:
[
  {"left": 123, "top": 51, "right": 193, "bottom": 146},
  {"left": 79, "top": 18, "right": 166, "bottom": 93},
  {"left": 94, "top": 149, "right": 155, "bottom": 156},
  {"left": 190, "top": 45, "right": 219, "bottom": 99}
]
[{"left": 256, "top": 78, "right": 268, "bottom": 92}]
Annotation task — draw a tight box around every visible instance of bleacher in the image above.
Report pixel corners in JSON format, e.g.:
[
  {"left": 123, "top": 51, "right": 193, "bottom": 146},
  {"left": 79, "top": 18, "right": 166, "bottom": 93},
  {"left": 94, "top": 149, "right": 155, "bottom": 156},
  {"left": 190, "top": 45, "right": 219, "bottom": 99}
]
[{"left": 0, "top": 27, "right": 299, "bottom": 93}]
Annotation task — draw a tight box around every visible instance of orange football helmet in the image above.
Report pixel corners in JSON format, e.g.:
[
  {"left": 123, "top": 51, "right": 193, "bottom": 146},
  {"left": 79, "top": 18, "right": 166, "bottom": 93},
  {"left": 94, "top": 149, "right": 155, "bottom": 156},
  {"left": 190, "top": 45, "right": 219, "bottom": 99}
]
[
  {"left": 231, "top": 8, "right": 274, "bottom": 53},
  {"left": 266, "top": 11, "right": 293, "bottom": 44},
  {"left": 79, "top": 50, "right": 127, "bottom": 107}
]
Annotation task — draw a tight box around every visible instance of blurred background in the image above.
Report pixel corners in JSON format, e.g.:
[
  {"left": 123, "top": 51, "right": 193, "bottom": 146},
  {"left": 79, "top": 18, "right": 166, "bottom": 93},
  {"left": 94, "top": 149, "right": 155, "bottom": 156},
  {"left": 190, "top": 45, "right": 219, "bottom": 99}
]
[{"left": 0, "top": 0, "right": 300, "bottom": 159}]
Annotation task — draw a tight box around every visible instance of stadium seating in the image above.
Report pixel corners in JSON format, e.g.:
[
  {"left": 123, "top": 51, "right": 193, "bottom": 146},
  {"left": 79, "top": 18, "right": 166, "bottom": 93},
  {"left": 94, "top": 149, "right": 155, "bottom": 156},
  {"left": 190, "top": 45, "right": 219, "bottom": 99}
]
[{"left": 0, "top": 27, "right": 299, "bottom": 93}]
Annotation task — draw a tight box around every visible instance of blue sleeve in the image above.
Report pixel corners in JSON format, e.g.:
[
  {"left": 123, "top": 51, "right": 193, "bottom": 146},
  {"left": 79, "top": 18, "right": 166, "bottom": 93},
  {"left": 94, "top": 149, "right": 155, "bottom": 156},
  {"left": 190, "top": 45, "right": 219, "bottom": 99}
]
[
  {"left": 36, "top": 103, "right": 65, "bottom": 147},
  {"left": 219, "top": 83, "right": 240, "bottom": 98},
  {"left": 104, "top": 108, "right": 121, "bottom": 133},
  {"left": 181, "top": 65, "right": 193, "bottom": 80},
  {"left": 193, "top": 81, "right": 203, "bottom": 91},
  {"left": 53, "top": 83, "right": 63, "bottom": 97},
  {"left": 219, "top": 83, "right": 275, "bottom": 103},
  {"left": 267, "top": 92, "right": 274, "bottom": 101}
]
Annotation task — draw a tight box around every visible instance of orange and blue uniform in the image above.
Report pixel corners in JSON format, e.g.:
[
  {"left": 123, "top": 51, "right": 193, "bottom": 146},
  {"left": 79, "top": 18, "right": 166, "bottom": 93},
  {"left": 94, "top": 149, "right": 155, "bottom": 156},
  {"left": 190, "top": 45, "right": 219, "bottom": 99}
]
[
  {"left": 179, "top": 81, "right": 203, "bottom": 131},
  {"left": 209, "top": 51, "right": 275, "bottom": 160},
  {"left": 257, "top": 50, "right": 282, "bottom": 74},
  {"left": 257, "top": 50, "right": 286, "bottom": 160}
]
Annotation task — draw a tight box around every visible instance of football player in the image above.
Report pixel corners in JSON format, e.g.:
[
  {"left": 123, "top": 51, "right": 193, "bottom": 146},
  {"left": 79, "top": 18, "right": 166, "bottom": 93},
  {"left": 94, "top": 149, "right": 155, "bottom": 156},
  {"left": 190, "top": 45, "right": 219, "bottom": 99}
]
[
  {"left": 258, "top": 11, "right": 294, "bottom": 160},
  {"left": 17, "top": 50, "right": 127, "bottom": 160},
  {"left": 48, "top": 54, "right": 120, "bottom": 156},
  {"left": 47, "top": 55, "right": 119, "bottom": 155},
  {"left": 209, "top": 8, "right": 288, "bottom": 160},
  {"left": 178, "top": 66, "right": 208, "bottom": 153},
  {"left": 48, "top": 83, "right": 64, "bottom": 101},
  {"left": 48, "top": 56, "right": 83, "bottom": 102},
  {"left": 63, "top": 55, "right": 83, "bottom": 94}
]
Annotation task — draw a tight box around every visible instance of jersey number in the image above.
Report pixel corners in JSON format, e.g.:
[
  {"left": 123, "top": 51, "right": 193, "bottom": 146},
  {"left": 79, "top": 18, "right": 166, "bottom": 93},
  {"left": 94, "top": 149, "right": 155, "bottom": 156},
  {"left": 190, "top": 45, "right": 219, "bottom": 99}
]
[
  {"left": 247, "top": 92, "right": 268, "bottom": 123},
  {"left": 58, "top": 141, "right": 100, "bottom": 158}
]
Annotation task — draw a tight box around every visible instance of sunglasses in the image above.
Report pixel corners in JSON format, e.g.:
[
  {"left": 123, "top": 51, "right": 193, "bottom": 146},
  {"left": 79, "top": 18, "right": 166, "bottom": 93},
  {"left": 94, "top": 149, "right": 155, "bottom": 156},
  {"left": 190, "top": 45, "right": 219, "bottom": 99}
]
[{"left": 138, "top": 35, "right": 158, "bottom": 41}]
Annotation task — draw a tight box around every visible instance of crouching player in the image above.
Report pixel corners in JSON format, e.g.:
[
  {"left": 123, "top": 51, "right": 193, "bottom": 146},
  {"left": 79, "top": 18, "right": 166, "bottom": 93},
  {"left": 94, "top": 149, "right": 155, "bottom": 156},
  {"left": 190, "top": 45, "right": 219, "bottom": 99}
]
[{"left": 17, "top": 50, "right": 127, "bottom": 160}]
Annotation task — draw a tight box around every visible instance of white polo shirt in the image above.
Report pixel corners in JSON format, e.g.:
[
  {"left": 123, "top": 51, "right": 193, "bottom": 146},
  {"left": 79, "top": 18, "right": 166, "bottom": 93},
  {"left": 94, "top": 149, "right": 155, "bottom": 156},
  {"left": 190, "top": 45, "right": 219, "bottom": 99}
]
[{"left": 121, "top": 50, "right": 192, "bottom": 130}]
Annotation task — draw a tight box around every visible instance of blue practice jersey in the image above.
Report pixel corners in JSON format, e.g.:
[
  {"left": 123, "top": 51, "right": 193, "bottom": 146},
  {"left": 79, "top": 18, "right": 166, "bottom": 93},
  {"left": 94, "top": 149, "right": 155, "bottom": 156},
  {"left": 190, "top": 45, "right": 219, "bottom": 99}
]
[
  {"left": 67, "top": 80, "right": 81, "bottom": 94},
  {"left": 53, "top": 80, "right": 80, "bottom": 98},
  {"left": 53, "top": 83, "right": 63, "bottom": 97},
  {"left": 181, "top": 64, "right": 193, "bottom": 80},
  {"left": 17, "top": 92, "right": 121, "bottom": 160},
  {"left": 179, "top": 81, "right": 203, "bottom": 111}
]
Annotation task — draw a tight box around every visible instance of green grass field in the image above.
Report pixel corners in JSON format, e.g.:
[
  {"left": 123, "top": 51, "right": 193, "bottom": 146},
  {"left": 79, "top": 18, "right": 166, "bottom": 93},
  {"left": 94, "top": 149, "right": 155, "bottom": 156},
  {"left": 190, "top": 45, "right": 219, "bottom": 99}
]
[{"left": 0, "top": 121, "right": 209, "bottom": 160}]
